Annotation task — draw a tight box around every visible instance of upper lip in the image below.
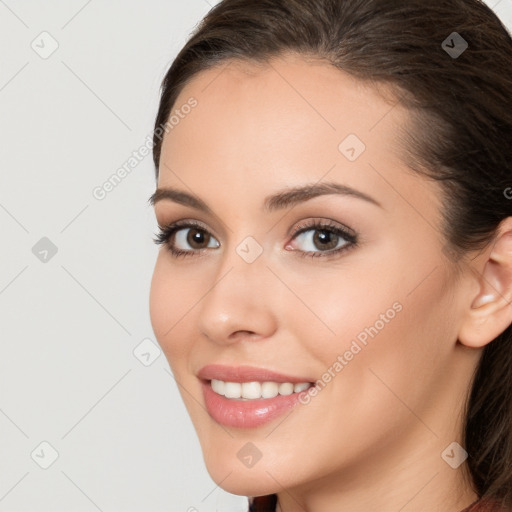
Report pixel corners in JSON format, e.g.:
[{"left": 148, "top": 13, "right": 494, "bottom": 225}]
[{"left": 197, "top": 364, "right": 314, "bottom": 383}]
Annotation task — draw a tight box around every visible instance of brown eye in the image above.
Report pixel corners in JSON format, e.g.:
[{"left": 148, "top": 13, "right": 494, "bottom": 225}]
[
  {"left": 186, "top": 228, "right": 211, "bottom": 249},
  {"left": 290, "top": 225, "right": 353, "bottom": 255},
  {"left": 174, "top": 226, "right": 219, "bottom": 251},
  {"left": 153, "top": 221, "right": 221, "bottom": 258},
  {"left": 312, "top": 230, "right": 339, "bottom": 251}
]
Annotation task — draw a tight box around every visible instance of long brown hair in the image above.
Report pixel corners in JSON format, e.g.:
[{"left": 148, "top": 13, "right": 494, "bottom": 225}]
[{"left": 152, "top": 0, "right": 512, "bottom": 506}]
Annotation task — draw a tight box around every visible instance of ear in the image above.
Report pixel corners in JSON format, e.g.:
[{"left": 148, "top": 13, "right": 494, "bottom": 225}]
[{"left": 458, "top": 217, "right": 512, "bottom": 348}]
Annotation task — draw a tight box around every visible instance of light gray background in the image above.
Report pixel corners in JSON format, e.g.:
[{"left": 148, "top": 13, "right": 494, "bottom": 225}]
[{"left": 0, "top": 1, "right": 511, "bottom": 511}]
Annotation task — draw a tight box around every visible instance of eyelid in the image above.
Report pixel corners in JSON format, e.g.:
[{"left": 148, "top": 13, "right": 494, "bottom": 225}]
[
  {"left": 286, "top": 218, "right": 358, "bottom": 256},
  {"left": 153, "top": 219, "right": 219, "bottom": 254},
  {"left": 155, "top": 209, "right": 225, "bottom": 237},
  {"left": 289, "top": 217, "right": 357, "bottom": 239},
  {"left": 158, "top": 218, "right": 219, "bottom": 242},
  {"left": 159, "top": 216, "right": 354, "bottom": 239},
  {"left": 157, "top": 218, "right": 209, "bottom": 230},
  {"left": 155, "top": 216, "right": 359, "bottom": 259}
]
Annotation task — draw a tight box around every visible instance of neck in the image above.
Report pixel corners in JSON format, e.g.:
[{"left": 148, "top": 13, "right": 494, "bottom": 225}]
[{"left": 275, "top": 424, "right": 478, "bottom": 512}]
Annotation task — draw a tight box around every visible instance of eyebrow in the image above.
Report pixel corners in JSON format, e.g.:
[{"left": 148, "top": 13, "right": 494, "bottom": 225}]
[{"left": 148, "top": 182, "right": 382, "bottom": 213}]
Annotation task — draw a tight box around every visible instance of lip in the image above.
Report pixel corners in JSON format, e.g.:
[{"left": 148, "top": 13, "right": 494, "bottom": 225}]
[
  {"left": 198, "top": 364, "right": 314, "bottom": 429},
  {"left": 197, "top": 364, "right": 314, "bottom": 383}
]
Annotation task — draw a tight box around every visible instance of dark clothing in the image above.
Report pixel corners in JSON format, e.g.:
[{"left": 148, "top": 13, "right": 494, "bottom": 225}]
[
  {"left": 248, "top": 495, "right": 506, "bottom": 511},
  {"left": 248, "top": 495, "right": 277, "bottom": 512}
]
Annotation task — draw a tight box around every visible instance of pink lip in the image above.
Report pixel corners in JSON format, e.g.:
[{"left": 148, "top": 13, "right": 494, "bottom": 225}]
[
  {"left": 197, "top": 365, "right": 314, "bottom": 429},
  {"left": 197, "top": 364, "right": 313, "bottom": 383}
]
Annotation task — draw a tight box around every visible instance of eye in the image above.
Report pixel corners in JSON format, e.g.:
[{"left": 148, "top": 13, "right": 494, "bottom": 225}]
[
  {"left": 154, "top": 218, "right": 358, "bottom": 259},
  {"left": 153, "top": 220, "right": 220, "bottom": 258},
  {"left": 174, "top": 226, "right": 219, "bottom": 251},
  {"left": 285, "top": 219, "right": 357, "bottom": 258}
]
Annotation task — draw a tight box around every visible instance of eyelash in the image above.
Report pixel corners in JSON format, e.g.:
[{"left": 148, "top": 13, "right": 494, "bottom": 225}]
[{"left": 153, "top": 219, "right": 358, "bottom": 260}]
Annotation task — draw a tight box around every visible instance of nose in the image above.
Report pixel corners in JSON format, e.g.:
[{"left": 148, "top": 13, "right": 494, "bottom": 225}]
[{"left": 197, "top": 245, "right": 278, "bottom": 346}]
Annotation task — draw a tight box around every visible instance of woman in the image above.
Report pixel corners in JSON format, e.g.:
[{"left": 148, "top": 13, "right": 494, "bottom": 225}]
[{"left": 148, "top": 0, "right": 512, "bottom": 510}]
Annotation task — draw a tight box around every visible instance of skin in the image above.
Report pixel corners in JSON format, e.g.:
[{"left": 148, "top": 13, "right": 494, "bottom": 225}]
[{"left": 149, "top": 53, "right": 512, "bottom": 512}]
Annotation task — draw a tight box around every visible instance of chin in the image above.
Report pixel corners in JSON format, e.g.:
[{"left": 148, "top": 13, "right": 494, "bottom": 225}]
[{"left": 205, "top": 463, "right": 281, "bottom": 497}]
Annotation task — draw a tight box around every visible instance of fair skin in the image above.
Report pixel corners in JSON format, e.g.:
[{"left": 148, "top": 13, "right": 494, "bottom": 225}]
[{"left": 149, "top": 53, "right": 512, "bottom": 512}]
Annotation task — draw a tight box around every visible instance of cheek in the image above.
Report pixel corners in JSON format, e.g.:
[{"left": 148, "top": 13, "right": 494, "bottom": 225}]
[
  {"left": 290, "top": 241, "right": 449, "bottom": 360},
  {"left": 149, "top": 254, "right": 202, "bottom": 363},
  {"left": 334, "top": 276, "right": 452, "bottom": 409},
  {"left": 279, "top": 262, "right": 405, "bottom": 366},
  {"left": 285, "top": 258, "right": 455, "bottom": 415}
]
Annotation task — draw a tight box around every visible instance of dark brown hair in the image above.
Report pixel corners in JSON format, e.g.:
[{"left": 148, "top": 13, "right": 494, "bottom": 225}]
[{"left": 152, "top": 0, "right": 512, "bottom": 506}]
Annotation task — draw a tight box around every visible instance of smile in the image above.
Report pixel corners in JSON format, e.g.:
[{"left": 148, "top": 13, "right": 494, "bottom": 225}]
[
  {"left": 210, "top": 379, "right": 312, "bottom": 400},
  {"left": 198, "top": 365, "right": 316, "bottom": 428}
]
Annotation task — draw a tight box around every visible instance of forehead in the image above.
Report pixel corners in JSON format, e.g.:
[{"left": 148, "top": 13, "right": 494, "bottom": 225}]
[
  {"left": 157, "top": 54, "right": 427, "bottom": 214},
  {"left": 162, "top": 54, "right": 407, "bottom": 161}
]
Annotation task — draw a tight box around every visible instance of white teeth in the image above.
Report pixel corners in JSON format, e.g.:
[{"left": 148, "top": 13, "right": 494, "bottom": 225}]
[
  {"left": 278, "top": 382, "right": 294, "bottom": 396},
  {"left": 224, "top": 382, "right": 242, "bottom": 399},
  {"left": 261, "top": 381, "right": 279, "bottom": 398},
  {"left": 294, "top": 382, "right": 310, "bottom": 393},
  {"left": 211, "top": 379, "right": 225, "bottom": 395},
  {"left": 241, "top": 381, "right": 261, "bottom": 399},
  {"left": 210, "top": 379, "right": 311, "bottom": 399}
]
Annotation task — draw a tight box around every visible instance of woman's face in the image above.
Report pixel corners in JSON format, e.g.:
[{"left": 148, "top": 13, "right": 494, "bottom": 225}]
[{"left": 149, "top": 54, "right": 477, "bottom": 497}]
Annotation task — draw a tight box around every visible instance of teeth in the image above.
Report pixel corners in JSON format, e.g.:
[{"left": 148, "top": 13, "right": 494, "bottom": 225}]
[
  {"left": 278, "top": 382, "right": 294, "bottom": 396},
  {"left": 210, "top": 379, "right": 311, "bottom": 400},
  {"left": 294, "top": 382, "right": 310, "bottom": 393},
  {"left": 211, "top": 379, "right": 225, "bottom": 395},
  {"left": 242, "top": 381, "right": 261, "bottom": 399},
  {"left": 224, "top": 382, "right": 241, "bottom": 399},
  {"left": 261, "top": 381, "right": 279, "bottom": 398}
]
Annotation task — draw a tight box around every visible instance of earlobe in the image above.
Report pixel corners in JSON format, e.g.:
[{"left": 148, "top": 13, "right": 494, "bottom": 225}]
[{"left": 459, "top": 217, "right": 512, "bottom": 348}]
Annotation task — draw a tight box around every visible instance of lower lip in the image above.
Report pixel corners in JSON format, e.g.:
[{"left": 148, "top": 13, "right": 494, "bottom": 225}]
[{"left": 201, "top": 380, "right": 307, "bottom": 428}]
